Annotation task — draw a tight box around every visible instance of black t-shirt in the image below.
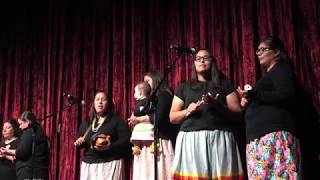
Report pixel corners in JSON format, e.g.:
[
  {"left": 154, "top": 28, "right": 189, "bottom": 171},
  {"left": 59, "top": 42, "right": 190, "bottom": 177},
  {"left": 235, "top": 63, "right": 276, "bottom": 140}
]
[
  {"left": 77, "top": 114, "right": 130, "bottom": 163},
  {"left": 175, "top": 80, "right": 235, "bottom": 132},
  {"left": 0, "top": 139, "right": 19, "bottom": 180},
  {"left": 245, "top": 62, "right": 297, "bottom": 142}
]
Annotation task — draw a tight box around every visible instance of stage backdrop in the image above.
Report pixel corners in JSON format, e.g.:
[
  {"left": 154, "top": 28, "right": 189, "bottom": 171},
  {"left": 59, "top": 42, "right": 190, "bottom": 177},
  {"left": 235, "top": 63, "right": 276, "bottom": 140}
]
[{"left": 0, "top": 0, "right": 319, "bottom": 179}]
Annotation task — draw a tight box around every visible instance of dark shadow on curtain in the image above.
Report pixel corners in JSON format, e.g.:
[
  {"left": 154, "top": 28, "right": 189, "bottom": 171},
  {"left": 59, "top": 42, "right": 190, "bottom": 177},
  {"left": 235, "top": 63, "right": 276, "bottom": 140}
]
[{"left": 295, "top": 85, "right": 320, "bottom": 179}]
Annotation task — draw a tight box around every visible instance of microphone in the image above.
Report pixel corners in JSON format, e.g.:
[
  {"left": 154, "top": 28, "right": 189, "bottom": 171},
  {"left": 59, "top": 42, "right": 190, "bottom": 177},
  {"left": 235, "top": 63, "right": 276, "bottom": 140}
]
[
  {"left": 63, "top": 93, "right": 85, "bottom": 106},
  {"left": 170, "top": 45, "right": 196, "bottom": 55}
]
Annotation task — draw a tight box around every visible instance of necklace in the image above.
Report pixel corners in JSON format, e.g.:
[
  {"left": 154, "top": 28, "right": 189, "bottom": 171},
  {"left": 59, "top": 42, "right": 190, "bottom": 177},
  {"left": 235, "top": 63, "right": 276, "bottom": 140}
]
[{"left": 91, "top": 116, "right": 105, "bottom": 132}]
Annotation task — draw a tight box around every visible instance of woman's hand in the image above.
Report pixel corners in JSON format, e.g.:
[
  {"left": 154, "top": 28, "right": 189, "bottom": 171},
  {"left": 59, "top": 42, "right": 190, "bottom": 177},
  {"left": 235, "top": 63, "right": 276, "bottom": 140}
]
[
  {"left": 237, "top": 86, "right": 246, "bottom": 97},
  {"left": 0, "top": 147, "right": 8, "bottom": 154},
  {"left": 0, "top": 147, "right": 16, "bottom": 161},
  {"left": 202, "top": 93, "right": 222, "bottom": 108},
  {"left": 240, "top": 97, "right": 249, "bottom": 108},
  {"left": 187, "top": 102, "right": 201, "bottom": 114},
  {"left": 237, "top": 84, "right": 252, "bottom": 98},
  {"left": 74, "top": 136, "right": 85, "bottom": 146},
  {"left": 94, "top": 140, "right": 111, "bottom": 151},
  {"left": 237, "top": 85, "right": 252, "bottom": 109},
  {"left": 128, "top": 114, "right": 139, "bottom": 129},
  {"left": 0, "top": 147, "right": 15, "bottom": 156}
]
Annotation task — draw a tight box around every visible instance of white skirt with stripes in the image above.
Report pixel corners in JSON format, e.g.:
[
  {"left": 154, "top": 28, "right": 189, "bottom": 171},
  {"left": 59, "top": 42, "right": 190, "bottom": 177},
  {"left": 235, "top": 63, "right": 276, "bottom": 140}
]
[{"left": 172, "top": 130, "right": 244, "bottom": 180}]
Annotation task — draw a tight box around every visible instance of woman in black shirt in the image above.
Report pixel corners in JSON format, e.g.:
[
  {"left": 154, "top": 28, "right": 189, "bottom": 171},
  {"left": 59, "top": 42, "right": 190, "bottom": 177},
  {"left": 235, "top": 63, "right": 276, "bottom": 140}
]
[
  {"left": 170, "top": 49, "right": 244, "bottom": 179},
  {"left": 2, "top": 111, "right": 49, "bottom": 180},
  {"left": 238, "top": 36, "right": 301, "bottom": 179},
  {"left": 74, "top": 91, "right": 130, "bottom": 180},
  {"left": 0, "top": 119, "right": 21, "bottom": 180}
]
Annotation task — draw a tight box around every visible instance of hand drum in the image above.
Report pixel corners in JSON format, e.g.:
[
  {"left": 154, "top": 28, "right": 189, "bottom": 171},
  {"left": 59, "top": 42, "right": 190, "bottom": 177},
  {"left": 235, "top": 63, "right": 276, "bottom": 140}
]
[{"left": 91, "top": 134, "right": 110, "bottom": 148}]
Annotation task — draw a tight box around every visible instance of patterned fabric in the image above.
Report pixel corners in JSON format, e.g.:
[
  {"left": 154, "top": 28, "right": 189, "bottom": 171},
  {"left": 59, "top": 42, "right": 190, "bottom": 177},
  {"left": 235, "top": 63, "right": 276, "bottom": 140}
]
[
  {"left": 172, "top": 130, "right": 244, "bottom": 180},
  {"left": 246, "top": 131, "right": 301, "bottom": 180},
  {"left": 80, "top": 159, "right": 125, "bottom": 180},
  {"left": 132, "top": 139, "right": 174, "bottom": 180}
]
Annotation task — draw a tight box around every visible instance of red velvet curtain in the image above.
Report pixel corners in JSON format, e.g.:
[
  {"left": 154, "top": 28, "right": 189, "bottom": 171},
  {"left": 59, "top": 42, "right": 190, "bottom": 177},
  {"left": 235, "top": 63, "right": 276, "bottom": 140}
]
[{"left": 0, "top": 0, "right": 319, "bottom": 179}]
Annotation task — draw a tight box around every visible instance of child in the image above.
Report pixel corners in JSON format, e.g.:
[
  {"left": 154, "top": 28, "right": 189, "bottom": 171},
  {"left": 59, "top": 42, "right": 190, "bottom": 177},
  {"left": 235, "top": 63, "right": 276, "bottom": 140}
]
[{"left": 130, "top": 82, "right": 155, "bottom": 155}]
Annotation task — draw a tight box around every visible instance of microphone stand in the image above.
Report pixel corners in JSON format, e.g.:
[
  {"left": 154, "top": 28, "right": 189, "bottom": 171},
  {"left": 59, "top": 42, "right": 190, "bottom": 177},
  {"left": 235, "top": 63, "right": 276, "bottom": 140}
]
[
  {"left": 40, "top": 101, "right": 83, "bottom": 180},
  {"left": 148, "top": 50, "right": 189, "bottom": 180}
]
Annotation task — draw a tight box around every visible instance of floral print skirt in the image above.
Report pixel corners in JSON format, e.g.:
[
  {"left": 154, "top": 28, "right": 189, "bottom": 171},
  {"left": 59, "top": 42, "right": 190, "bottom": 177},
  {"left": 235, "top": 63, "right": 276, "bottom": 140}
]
[{"left": 246, "top": 131, "right": 301, "bottom": 180}]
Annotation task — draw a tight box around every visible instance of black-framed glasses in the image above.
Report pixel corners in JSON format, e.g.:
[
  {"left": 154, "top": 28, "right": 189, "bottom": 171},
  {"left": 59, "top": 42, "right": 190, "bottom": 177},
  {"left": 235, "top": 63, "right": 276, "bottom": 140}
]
[
  {"left": 194, "top": 56, "right": 212, "bottom": 62},
  {"left": 255, "top": 47, "right": 272, "bottom": 55}
]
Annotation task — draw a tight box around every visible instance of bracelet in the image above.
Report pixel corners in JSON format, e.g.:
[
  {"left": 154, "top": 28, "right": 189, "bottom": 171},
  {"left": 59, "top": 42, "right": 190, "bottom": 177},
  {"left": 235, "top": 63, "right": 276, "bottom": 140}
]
[{"left": 185, "top": 109, "right": 191, "bottom": 118}]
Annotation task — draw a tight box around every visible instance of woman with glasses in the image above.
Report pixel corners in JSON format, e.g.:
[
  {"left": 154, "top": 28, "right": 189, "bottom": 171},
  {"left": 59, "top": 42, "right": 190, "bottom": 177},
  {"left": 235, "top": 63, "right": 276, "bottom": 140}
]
[
  {"left": 237, "top": 36, "right": 301, "bottom": 179},
  {"left": 170, "top": 48, "right": 244, "bottom": 179}
]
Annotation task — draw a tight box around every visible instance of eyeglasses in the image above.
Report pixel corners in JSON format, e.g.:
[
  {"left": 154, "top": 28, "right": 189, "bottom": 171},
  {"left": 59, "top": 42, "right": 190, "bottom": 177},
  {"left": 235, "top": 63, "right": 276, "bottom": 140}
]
[
  {"left": 255, "top": 47, "right": 272, "bottom": 55},
  {"left": 194, "top": 56, "right": 212, "bottom": 62}
]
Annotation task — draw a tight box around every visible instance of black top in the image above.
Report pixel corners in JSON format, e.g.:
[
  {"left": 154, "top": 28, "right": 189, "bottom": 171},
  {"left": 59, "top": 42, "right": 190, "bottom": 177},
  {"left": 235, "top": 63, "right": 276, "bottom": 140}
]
[
  {"left": 154, "top": 90, "right": 179, "bottom": 142},
  {"left": 133, "top": 98, "right": 152, "bottom": 117},
  {"left": 0, "top": 139, "right": 19, "bottom": 180},
  {"left": 245, "top": 62, "right": 297, "bottom": 142},
  {"left": 15, "top": 123, "right": 49, "bottom": 180},
  {"left": 77, "top": 114, "right": 130, "bottom": 164},
  {"left": 175, "top": 80, "right": 235, "bottom": 132}
]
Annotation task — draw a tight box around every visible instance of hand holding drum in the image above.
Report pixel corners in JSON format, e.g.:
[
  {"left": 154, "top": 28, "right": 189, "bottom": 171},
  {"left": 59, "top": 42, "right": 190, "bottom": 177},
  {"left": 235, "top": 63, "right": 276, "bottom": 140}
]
[
  {"left": 91, "top": 134, "right": 111, "bottom": 151},
  {"left": 237, "top": 84, "right": 252, "bottom": 108},
  {"left": 237, "top": 84, "right": 252, "bottom": 98}
]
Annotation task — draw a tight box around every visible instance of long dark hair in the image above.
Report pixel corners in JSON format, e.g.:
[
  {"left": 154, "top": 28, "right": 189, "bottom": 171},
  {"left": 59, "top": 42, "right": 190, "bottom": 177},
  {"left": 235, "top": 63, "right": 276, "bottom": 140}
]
[
  {"left": 191, "top": 48, "right": 221, "bottom": 89},
  {"left": 261, "top": 36, "right": 289, "bottom": 63},
  {"left": 144, "top": 70, "right": 172, "bottom": 96},
  {"left": 19, "top": 111, "right": 38, "bottom": 124},
  {"left": 89, "top": 91, "right": 113, "bottom": 122}
]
